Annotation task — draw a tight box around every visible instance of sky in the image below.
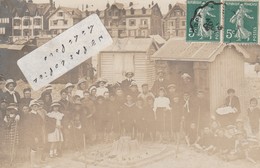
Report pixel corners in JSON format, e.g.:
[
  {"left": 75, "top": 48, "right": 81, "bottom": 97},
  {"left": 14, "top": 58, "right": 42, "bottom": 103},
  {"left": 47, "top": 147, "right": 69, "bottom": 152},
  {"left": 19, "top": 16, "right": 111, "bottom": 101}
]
[{"left": 32, "top": 0, "right": 186, "bottom": 14}]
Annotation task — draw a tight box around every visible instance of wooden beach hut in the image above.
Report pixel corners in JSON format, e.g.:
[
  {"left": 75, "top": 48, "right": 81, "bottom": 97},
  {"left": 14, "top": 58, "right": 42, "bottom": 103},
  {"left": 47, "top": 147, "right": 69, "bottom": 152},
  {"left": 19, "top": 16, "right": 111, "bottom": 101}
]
[
  {"left": 152, "top": 38, "right": 252, "bottom": 114},
  {"left": 97, "top": 38, "right": 159, "bottom": 88}
]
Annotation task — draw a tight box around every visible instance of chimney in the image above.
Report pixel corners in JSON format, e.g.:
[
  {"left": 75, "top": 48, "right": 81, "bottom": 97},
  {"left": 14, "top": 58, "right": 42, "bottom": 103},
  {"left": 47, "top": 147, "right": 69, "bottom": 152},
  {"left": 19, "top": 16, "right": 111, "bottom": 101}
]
[
  {"left": 106, "top": 2, "right": 110, "bottom": 9},
  {"left": 28, "top": 0, "right": 33, "bottom": 3},
  {"left": 129, "top": 2, "right": 133, "bottom": 7},
  {"left": 151, "top": 1, "right": 154, "bottom": 6},
  {"left": 168, "top": 4, "right": 172, "bottom": 11}
]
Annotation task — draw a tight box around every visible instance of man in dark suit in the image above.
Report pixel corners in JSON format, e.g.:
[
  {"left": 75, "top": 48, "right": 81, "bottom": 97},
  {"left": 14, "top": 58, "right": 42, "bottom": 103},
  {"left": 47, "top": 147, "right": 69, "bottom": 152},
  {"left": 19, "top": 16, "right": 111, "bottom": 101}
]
[
  {"left": 151, "top": 70, "right": 169, "bottom": 96},
  {"left": 121, "top": 71, "right": 135, "bottom": 95}
]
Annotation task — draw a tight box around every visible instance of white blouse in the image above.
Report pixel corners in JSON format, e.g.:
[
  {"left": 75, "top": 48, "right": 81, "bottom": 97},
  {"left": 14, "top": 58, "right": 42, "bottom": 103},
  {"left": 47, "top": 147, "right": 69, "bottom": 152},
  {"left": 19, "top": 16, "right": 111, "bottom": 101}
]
[{"left": 153, "top": 96, "right": 171, "bottom": 112}]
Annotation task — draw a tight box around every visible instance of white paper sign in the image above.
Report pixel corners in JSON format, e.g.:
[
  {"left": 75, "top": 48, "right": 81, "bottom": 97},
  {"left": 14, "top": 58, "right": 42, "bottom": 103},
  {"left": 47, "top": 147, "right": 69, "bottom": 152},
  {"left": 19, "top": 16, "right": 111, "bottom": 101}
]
[{"left": 17, "top": 14, "right": 113, "bottom": 91}]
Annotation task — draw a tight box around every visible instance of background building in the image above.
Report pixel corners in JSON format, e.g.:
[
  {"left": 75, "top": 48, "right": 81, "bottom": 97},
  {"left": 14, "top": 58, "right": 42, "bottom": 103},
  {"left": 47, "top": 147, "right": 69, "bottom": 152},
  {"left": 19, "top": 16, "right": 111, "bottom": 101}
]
[
  {"left": 163, "top": 3, "right": 186, "bottom": 39},
  {"left": 48, "top": 6, "right": 82, "bottom": 35},
  {"left": 11, "top": 0, "right": 55, "bottom": 42}
]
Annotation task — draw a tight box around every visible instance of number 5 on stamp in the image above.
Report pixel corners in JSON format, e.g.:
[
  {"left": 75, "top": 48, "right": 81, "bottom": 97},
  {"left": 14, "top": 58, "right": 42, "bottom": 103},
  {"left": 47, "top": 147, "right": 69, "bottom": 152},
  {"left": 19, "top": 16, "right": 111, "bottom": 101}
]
[
  {"left": 186, "top": 0, "right": 222, "bottom": 42},
  {"left": 224, "top": 1, "right": 258, "bottom": 43}
]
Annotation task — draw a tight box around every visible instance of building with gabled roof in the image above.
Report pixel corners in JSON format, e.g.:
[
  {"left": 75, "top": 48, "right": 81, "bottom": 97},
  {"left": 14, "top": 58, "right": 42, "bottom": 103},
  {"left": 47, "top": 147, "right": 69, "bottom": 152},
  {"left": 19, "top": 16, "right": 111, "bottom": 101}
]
[
  {"left": 163, "top": 2, "right": 186, "bottom": 39},
  {"left": 11, "top": 0, "right": 55, "bottom": 42},
  {"left": 48, "top": 6, "right": 82, "bottom": 36}
]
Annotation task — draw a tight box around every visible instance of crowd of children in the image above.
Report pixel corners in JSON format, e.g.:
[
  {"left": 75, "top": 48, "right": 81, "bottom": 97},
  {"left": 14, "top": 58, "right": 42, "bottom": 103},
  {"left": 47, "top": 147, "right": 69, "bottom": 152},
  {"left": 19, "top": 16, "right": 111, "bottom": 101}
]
[{"left": 0, "top": 71, "right": 260, "bottom": 167}]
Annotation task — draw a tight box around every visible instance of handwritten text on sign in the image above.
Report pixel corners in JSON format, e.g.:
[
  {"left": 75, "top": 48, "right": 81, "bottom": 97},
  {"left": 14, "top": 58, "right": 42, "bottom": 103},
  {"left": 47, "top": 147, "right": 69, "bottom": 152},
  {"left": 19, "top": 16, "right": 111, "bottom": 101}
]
[{"left": 17, "top": 14, "right": 113, "bottom": 91}]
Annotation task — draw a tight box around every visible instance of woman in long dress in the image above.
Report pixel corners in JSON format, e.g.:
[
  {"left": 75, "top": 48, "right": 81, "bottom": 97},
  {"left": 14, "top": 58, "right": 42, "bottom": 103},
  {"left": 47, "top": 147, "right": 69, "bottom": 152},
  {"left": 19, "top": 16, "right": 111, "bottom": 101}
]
[{"left": 230, "top": 3, "right": 254, "bottom": 41}]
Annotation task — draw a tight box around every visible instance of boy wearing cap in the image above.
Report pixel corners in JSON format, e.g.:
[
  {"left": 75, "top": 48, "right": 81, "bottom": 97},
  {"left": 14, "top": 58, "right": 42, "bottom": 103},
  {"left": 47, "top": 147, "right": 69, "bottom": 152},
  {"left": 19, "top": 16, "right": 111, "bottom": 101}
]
[
  {"left": 3, "top": 79, "right": 20, "bottom": 104},
  {"left": 96, "top": 78, "right": 109, "bottom": 97},
  {"left": 128, "top": 81, "right": 140, "bottom": 101},
  {"left": 28, "top": 100, "right": 44, "bottom": 167}
]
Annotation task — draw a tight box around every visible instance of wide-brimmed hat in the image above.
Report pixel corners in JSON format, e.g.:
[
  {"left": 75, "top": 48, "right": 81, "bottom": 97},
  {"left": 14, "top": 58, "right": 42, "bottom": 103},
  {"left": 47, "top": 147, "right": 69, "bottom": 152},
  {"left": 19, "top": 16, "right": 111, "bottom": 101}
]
[
  {"left": 44, "top": 84, "right": 53, "bottom": 91},
  {"left": 96, "top": 78, "right": 108, "bottom": 84},
  {"left": 89, "top": 85, "right": 97, "bottom": 93},
  {"left": 29, "top": 100, "right": 40, "bottom": 107},
  {"left": 5, "top": 79, "right": 17, "bottom": 88},
  {"left": 65, "top": 83, "right": 75, "bottom": 89},
  {"left": 157, "top": 70, "right": 164, "bottom": 75},
  {"left": 181, "top": 73, "right": 191, "bottom": 79},
  {"left": 51, "top": 102, "right": 61, "bottom": 107},
  {"left": 167, "top": 84, "right": 176, "bottom": 89},
  {"left": 7, "top": 104, "right": 18, "bottom": 111},
  {"left": 78, "top": 78, "right": 87, "bottom": 86},
  {"left": 130, "top": 81, "right": 138, "bottom": 87},
  {"left": 125, "top": 71, "right": 134, "bottom": 77}
]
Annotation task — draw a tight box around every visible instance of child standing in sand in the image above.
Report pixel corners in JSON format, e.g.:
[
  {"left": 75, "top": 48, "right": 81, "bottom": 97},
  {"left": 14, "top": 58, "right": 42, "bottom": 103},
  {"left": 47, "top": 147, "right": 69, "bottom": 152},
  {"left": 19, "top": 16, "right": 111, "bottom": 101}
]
[{"left": 46, "top": 102, "right": 64, "bottom": 158}]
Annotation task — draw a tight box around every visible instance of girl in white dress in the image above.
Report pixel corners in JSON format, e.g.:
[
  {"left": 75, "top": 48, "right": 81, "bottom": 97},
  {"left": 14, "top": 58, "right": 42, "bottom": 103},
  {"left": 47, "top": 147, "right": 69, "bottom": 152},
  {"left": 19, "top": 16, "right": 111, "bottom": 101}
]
[{"left": 46, "top": 102, "right": 64, "bottom": 158}]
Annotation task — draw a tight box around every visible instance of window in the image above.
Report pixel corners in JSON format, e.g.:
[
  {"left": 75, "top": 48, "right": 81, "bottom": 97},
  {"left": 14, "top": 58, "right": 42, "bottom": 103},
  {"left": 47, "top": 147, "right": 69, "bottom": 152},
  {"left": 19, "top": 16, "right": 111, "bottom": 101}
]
[
  {"left": 108, "top": 11, "right": 112, "bottom": 16},
  {"left": 115, "top": 11, "right": 119, "bottom": 16},
  {"left": 23, "top": 19, "right": 31, "bottom": 26},
  {"left": 129, "top": 19, "right": 136, "bottom": 26},
  {"left": 141, "top": 19, "right": 148, "bottom": 25},
  {"left": 182, "top": 21, "right": 185, "bottom": 26},
  {"left": 129, "top": 30, "right": 135, "bottom": 37},
  {"left": 0, "top": 27, "right": 5, "bottom": 34},
  {"left": 171, "top": 21, "right": 174, "bottom": 26},
  {"left": 53, "top": 20, "right": 58, "bottom": 26},
  {"left": 34, "top": 18, "right": 41, "bottom": 25},
  {"left": 122, "top": 9, "right": 126, "bottom": 15},
  {"left": 175, "top": 11, "right": 180, "bottom": 16},
  {"left": 0, "top": 18, "right": 9, "bottom": 24},
  {"left": 58, "top": 12, "right": 63, "bottom": 17},
  {"left": 64, "top": 20, "right": 68, "bottom": 25},
  {"left": 176, "top": 19, "right": 180, "bottom": 28},
  {"left": 142, "top": 8, "right": 146, "bottom": 14},
  {"left": 130, "top": 8, "right": 135, "bottom": 15}
]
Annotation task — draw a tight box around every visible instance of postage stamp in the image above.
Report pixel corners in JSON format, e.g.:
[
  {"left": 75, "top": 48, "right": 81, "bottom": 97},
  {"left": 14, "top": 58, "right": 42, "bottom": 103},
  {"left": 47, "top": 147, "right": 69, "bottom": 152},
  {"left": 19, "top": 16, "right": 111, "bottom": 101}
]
[
  {"left": 186, "top": 0, "right": 222, "bottom": 42},
  {"left": 223, "top": 1, "right": 258, "bottom": 43}
]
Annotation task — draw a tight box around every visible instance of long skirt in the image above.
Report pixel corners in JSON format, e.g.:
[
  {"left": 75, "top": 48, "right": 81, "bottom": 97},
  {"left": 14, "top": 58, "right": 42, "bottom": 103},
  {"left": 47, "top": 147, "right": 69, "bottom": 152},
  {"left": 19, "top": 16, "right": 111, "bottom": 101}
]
[{"left": 156, "top": 108, "right": 169, "bottom": 133}]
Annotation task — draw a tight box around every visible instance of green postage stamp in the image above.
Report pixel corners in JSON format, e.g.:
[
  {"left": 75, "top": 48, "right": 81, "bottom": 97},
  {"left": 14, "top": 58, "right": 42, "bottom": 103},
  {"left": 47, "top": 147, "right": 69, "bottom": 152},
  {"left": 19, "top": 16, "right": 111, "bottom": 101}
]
[
  {"left": 224, "top": 1, "right": 258, "bottom": 43},
  {"left": 186, "top": 0, "right": 221, "bottom": 42}
]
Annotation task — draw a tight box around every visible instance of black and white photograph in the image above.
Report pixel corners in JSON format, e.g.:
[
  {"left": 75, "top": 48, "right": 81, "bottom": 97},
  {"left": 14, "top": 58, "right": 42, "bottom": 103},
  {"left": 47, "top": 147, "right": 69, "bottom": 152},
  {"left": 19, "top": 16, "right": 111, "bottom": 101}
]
[{"left": 0, "top": 0, "right": 260, "bottom": 168}]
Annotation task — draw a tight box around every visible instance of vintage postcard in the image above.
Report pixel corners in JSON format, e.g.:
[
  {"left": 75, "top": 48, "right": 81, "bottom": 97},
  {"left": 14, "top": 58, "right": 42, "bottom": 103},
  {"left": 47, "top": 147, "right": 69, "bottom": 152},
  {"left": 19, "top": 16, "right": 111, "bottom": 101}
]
[{"left": 1, "top": 0, "right": 260, "bottom": 168}]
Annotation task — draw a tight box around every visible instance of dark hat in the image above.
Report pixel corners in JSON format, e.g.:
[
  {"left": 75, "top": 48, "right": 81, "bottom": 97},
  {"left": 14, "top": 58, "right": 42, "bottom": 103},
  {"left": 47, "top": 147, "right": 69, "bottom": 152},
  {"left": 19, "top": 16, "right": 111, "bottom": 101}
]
[
  {"left": 60, "top": 89, "right": 68, "bottom": 95},
  {"left": 141, "top": 83, "right": 148, "bottom": 87},
  {"left": 227, "top": 88, "right": 235, "bottom": 94},
  {"left": 159, "top": 87, "right": 166, "bottom": 92},
  {"left": 96, "top": 96, "right": 105, "bottom": 101},
  {"left": 23, "top": 87, "right": 31, "bottom": 93},
  {"left": 5, "top": 79, "right": 17, "bottom": 88},
  {"left": 44, "top": 84, "right": 53, "bottom": 91},
  {"left": 125, "top": 71, "right": 134, "bottom": 77}
]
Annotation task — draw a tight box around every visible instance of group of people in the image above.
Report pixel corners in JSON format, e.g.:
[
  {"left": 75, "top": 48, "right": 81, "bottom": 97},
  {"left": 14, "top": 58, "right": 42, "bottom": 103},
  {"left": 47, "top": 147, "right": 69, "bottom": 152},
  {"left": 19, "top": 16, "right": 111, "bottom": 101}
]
[{"left": 0, "top": 70, "right": 260, "bottom": 167}]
